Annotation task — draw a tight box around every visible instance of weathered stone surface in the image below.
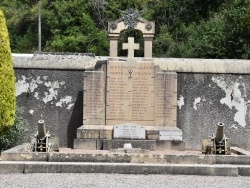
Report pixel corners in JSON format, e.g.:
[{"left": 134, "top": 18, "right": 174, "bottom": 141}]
[
  {"left": 13, "top": 54, "right": 250, "bottom": 74},
  {"left": 154, "top": 71, "right": 177, "bottom": 127},
  {"left": 0, "top": 162, "right": 25, "bottom": 173},
  {"left": 73, "top": 139, "right": 102, "bottom": 150},
  {"left": 113, "top": 123, "right": 145, "bottom": 139},
  {"left": 19, "top": 162, "right": 240, "bottom": 176},
  {"left": 156, "top": 140, "right": 185, "bottom": 151},
  {"left": 108, "top": 16, "right": 155, "bottom": 59},
  {"left": 103, "top": 139, "right": 156, "bottom": 151},
  {"left": 231, "top": 147, "right": 250, "bottom": 155},
  {"left": 76, "top": 125, "right": 113, "bottom": 139},
  {"left": 154, "top": 58, "right": 250, "bottom": 74},
  {"left": 83, "top": 71, "right": 105, "bottom": 125},
  {"left": 106, "top": 60, "right": 155, "bottom": 125},
  {"left": 100, "top": 130, "right": 113, "bottom": 139},
  {"left": 146, "top": 130, "right": 160, "bottom": 140},
  {"left": 145, "top": 126, "right": 182, "bottom": 141},
  {"left": 159, "top": 130, "right": 182, "bottom": 141},
  {"left": 1, "top": 143, "right": 48, "bottom": 161},
  {"left": 49, "top": 153, "right": 132, "bottom": 163},
  {"left": 13, "top": 53, "right": 100, "bottom": 70}
]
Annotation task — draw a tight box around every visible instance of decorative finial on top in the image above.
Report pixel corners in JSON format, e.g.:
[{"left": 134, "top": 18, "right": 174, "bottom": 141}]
[{"left": 118, "top": 9, "right": 143, "bottom": 29}]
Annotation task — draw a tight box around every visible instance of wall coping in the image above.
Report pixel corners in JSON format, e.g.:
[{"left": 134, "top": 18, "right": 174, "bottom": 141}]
[
  {"left": 13, "top": 54, "right": 250, "bottom": 74},
  {"left": 12, "top": 53, "right": 107, "bottom": 70}
]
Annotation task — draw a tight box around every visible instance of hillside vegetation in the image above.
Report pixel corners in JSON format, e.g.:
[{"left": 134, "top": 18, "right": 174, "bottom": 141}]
[{"left": 0, "top": 0, "right": 249, "bottom": 58}]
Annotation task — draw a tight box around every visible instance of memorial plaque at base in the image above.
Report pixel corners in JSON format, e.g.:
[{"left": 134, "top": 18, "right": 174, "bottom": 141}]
[
  {"left": 159, "top": 130, "right": 182, "bottom": 140},
  {"left": 113, "top": 123, "right": 145, "bottom": 139}
]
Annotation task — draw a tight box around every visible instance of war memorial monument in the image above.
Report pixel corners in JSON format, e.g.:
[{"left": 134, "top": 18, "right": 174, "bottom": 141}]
[
  {"left": 2, "top": 9, "right": 250, "bottom": 176},
  {"left": 74, "top": 9, "right": 184, "bottom": 151}
]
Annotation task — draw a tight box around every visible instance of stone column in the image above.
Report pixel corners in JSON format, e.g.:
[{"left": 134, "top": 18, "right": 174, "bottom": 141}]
[
  {"left": 144, "top": 35, "right": 154, "bottom": 60},
  {"left": 109, "top": 34, "right": 119, "bottom": 61}
]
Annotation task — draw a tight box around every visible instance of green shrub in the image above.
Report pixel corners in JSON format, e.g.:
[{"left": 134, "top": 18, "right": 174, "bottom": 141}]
[
  {"left": 0, "top": 10, "right": 16, "bottom": 135},
  {"left": 0, "top": 108, "right": 29, "bottom": 152}
]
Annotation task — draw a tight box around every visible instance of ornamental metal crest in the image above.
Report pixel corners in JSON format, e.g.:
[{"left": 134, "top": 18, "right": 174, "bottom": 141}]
[{"left": 119, "top": 9, "right": 143, "bottom": 29}]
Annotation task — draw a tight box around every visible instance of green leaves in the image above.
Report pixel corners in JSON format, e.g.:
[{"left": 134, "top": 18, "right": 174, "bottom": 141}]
[
  {"left": 0, "top": 0, "right": 249, "bottom": 58},
  {"left": 0, "top": 108, "right": 28, "bottom": 152},
  {"left": 43, "top": 0, "right": 109, "bottom": 54}
]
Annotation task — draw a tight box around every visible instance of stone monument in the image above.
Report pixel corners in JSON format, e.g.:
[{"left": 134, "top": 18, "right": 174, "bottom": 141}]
[{"left": 74, "top": 9, "right": 184, "bottom": 151}]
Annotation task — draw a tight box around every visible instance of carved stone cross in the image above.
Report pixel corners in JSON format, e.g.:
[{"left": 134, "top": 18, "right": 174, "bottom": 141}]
[{"left": 122, "top": 37, "right": 139, "bottom": 58}]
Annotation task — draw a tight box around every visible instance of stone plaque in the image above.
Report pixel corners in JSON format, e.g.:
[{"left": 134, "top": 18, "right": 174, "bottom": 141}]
[
  {"left": 83, "top": 71, "right": 105, "bottom": 125},
  {"left": 154, "top": 72, "right": 177, "bottom": 127},
  {"left": 113, "top": 123, "right": 145, "bottom": 139},
  {"left": 106, "top": 60, "right": 154, "bottom": 125},
  {"left": 159, "top": 130, "right": 182, "bottom": 140}
]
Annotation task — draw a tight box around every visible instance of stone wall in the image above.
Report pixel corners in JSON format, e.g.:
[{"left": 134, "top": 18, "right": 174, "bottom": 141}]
[
  {"left": 13, "top": 53, "right": 102, "bottom": 148},
  {"left": 13, "top": 54, "right": 250, "bottom": 150},
  {"left": 177, "top": 73, "right": 250, "bottom": 150}
]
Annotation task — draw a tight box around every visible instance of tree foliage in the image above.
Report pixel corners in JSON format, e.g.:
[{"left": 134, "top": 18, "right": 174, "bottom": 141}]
[
  {"left": 0, "top": 10, "right": 16, "bottom": 136},
  {"left": 0, "top": 0, "right": 249, "bottom": 58}
]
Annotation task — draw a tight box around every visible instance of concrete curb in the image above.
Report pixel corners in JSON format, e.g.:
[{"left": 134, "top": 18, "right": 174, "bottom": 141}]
[
  {"left": 0, "top": 161, "right": 247, "bottom": 176},
  {"left": 3, "top": 151, "right": 250, "bottom": 165}
]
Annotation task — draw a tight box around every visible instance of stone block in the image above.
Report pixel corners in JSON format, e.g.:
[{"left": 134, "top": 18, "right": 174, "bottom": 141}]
[
  {"left": 159, "top": 130, "right": 182, "bottom": 140},
  {"left": 76, "top": 125, "right": 113, "bottom": 139},
  {"left": 100, "top": 130, "right": 112, "bottom": 139},
  {"left": 0, "top": 162, "right": 25, "bottom": 173},
  {"left": 231, "top": 147, "right": 250, "bottom": 155},
  {"left": 1, "top": 143, "right": 48, "bottom": 161},
  {"left": 23, "top": 163, "right": 238, "bottom": 176},
  {"left": 147, "top": 135, "right": 160, "bottom": 140},
  {"left": 156, "top": 140, "right": 185, "bottom": 151},
  {"left": 103, "top": 139, "right": 156, "bottom": 151},
  {"left": 77, "top": 130, "right": 99, "bottom": 139},
  {"left": 146, "top": 130, "right": 159, "bottom": 140},
  {"left": 74, "top": 139, "right": 102, "bottom": 150}
]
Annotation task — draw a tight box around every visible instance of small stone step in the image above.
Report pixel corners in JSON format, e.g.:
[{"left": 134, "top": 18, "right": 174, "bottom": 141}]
[
  {"left": 103, "top": 139, "right": 156, "bottom": 151},
  {"left": 74, "top": 139, "right": 102, "bottom": 150}
]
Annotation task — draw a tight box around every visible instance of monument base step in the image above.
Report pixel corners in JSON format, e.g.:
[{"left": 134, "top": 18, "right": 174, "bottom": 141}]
[
  {"left": 76, "top": 125, "right": 183, "bottom": 141},
  {"left": 156, "top": 140, "right": 185, "bottom": 151},
  {"left": 73, "top": 139, "right": 185, "bottom": 151},
  {"left": 76, "top": 125, "right": 113, "bottom": 139},
  {"left": 103, "top": 139, "right": 156, "bottom": 151},
  {"left": 74, "top": 139, "right": 103, "bottom": 150}
]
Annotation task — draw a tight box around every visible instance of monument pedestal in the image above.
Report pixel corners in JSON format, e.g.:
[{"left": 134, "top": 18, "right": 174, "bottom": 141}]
[{"left": 74, "top": 124, "right": 185, "bottom": 151}]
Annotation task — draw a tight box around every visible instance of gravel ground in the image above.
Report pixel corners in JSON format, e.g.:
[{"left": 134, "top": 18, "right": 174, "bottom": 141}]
[{"left": 0, "top": 173, "right": 250, "bottom": 188}]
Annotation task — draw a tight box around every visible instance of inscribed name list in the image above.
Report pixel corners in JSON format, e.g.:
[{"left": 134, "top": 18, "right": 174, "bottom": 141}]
[
  {"left": 106, "top": 61, "right": 154, "bottom": 124},
  {"left": 83, "top": 71, "right": 105, "bottom": 125},
  {"left": 154, "top": 72, "right": 177, "bottom": 126}
]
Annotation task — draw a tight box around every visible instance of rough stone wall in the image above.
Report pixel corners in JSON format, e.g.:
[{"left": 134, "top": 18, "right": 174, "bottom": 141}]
[
  {"left": 177, "top": 73, "right": 250, "bottom": 150},
  {"left": 15, "top": 69, "right": 84, "bottom": 148}
]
